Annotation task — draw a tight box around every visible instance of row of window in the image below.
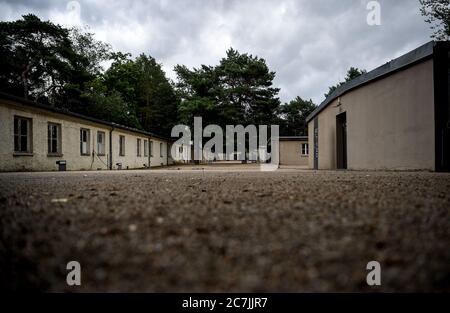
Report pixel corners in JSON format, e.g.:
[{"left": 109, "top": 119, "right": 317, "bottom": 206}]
[
  {"left": 13, "top": 116, "right": 164, "bottom": 157},
  {"left": 116, "top": 134, "right": 163, "bottom": 157}
]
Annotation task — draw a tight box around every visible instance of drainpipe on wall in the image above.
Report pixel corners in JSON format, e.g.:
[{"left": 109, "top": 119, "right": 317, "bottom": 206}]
[
  {"left": 109, "top": 127, "right": 114, "bottom": 170},
  {"left": 148, "top": 136, "right": 151, "bottom": 169},
  {"left": 166, "top": 141, "right": 169, "bottom": 166}
]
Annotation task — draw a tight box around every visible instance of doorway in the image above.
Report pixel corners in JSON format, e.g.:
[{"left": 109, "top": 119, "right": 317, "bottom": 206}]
[{"left": 336, "top": 112, "right": 347, "bottom": 169}]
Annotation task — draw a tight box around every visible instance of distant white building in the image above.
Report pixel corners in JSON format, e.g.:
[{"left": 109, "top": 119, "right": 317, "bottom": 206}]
[{"left": 0, "top": 92, "right": 172, "bottom": 172}]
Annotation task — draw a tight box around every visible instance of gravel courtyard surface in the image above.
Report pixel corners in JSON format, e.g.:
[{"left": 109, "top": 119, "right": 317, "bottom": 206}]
[{"left": 1, "top": 168, "right": 450, "bottom": 292}]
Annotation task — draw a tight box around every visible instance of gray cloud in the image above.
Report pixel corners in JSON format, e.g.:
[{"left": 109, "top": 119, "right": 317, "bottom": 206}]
[{"left": 0, "top": 0, "right": 433, "bottom": 104}]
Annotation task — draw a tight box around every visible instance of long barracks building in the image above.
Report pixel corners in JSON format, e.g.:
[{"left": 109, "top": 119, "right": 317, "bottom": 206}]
[{"left": 0, "top": 92, "right": 172, "bottom": 171}]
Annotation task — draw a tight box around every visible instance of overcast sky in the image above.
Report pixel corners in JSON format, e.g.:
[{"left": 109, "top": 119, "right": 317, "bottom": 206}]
[{"left": 0, "top": 0, "right": 433, "bottom": 104}]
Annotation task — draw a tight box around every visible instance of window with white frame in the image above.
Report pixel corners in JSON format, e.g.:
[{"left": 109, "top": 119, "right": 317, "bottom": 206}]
[
  {"left": 97, "top": 131, "right": 106, "bottom": 156},
  {"left": 119, "top": 135, "right": 126, "bottom": 156},
  {"left": 150, "top": 141, "right": 153, "bottom": 157},
  {"left": 301, "top": 143, "right": 309, "bottom": 156},
  {"left": 80, "top": 128, "right": 90, "bottom": 155},
  {"left": 160, "top": 142, "right": 163, "bottom": 157},
  {"left": 48, "top": 123, "right": 61, "bottom": 155},
  {"left": 137, "top": 138, "right": 141, "bottom": 156},
  {"left": 14, "top": 116, "right": 32, "bottom": 154},
  {"left": 144, "top": 140, "right": 148, "bottom": 157}
]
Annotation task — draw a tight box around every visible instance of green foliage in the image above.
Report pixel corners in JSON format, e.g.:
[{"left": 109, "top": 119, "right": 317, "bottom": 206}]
[
  {"left": 82, "top": 86, "right": 141, "bottom": 128},
  {"left": 278, "top": 96, "right": 316, "bottom": 136},
  {"left": 0, "top": 15, "right": 179, "bottom": 131},
  {"left": 134, "top": 54, "right": 179, "bottom": 136},
  {"left": 0, "top": 14, "right": 91, "bottom": 102},
  {"left": 101, "top": 52, "right": 139, "bottom": 112},
  {"left": 0, "top": 14, "right": 317, "bottom": 137},
  {"left": 74, "top": 47, "right": 143, "bottom": 129},
  {"left": 420, "top": 0, "right": 450, "bottom": 40},
  {"left": 70, "top": 26, "right": 112, "bottom": 75},
  {"left": 175, "top": 48, "right": 281, "bottom": 128},
  {"left": 178, "top": 97, "right": 218, "bottom": 126},
  {"left": 100, "top": 53, "right": 179, "bottom": 134},
  {"left": 324, "top": 67, "right": 367, "bottom": 99}
]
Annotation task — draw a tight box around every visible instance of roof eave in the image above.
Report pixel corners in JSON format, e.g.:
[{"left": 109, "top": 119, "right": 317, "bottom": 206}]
[
  {"left": 306, "top": 41, "right": 436, "bottom": 123},
  {"left": 0, "top": 92, "right": 171, "bottom": 141}
]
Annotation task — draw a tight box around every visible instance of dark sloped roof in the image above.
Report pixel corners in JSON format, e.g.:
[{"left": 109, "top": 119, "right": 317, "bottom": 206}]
[
  {"left": 0, "top": 92, "right": 170, "bottom": 141},
  {"left": 306, "top": 41, "right": 436, "bottom": 123}
]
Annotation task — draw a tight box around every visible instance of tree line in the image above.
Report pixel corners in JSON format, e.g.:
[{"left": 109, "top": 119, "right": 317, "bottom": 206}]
[
  {"left": 4, "top": 3, "right": 447, "bottom": 137},
  {"left": 0, "top": 14, "right": 321, "bottom": 137}
]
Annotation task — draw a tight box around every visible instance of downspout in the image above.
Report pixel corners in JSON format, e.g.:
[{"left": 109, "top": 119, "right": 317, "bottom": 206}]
[
  {"left": 166, "top": 140, "right": 169, "bottom": 166},
  {"left": 148, "top": 136, "right": 152, "bottom": 169},
  {"left": 109, "top": 127, "right": 114, "bottom": 170}
]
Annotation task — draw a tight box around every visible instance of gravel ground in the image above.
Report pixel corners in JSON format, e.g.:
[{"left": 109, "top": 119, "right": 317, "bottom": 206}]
[{"left": 1, "top": 168, "right": 450, "bottom": 292}]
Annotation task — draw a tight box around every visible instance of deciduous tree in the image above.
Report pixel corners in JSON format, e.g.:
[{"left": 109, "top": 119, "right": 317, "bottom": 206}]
[{"left": 420, "top": 0, "right": 450, "bottom": 40}]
